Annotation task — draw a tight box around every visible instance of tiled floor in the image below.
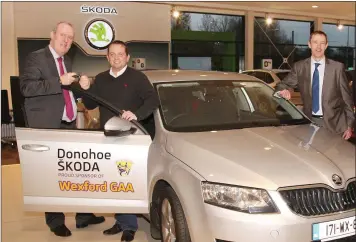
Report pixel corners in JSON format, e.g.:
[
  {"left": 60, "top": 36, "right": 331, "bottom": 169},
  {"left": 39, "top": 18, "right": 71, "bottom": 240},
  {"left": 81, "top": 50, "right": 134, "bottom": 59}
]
[{"left": 1, "top": 163, "right": 157, "bottom": 242}]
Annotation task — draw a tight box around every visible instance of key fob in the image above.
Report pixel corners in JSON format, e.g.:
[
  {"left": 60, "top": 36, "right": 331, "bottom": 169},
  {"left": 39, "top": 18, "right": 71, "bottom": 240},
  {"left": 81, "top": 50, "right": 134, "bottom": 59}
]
[{"left": 72, "top": 74, "right": 81, "bottom": 82}]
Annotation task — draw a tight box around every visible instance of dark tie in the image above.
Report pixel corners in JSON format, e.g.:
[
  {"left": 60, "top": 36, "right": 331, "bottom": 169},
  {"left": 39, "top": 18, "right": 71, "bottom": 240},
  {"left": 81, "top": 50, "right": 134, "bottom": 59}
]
[
  {"left": 57, "top": 57, "right": 74, "bottom": 120},
  {"left": 312, "top": 63, "right": 321, "bottom": 113}
]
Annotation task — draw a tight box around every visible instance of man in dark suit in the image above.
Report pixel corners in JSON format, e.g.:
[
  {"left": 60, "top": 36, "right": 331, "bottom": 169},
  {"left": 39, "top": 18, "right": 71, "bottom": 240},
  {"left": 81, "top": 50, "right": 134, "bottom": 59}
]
[
  {"left": 19, "top": 21, "right": 105, "bottom": 237},
  {"left": 275, "top": 30, "right": 354, "bottom": 140}
]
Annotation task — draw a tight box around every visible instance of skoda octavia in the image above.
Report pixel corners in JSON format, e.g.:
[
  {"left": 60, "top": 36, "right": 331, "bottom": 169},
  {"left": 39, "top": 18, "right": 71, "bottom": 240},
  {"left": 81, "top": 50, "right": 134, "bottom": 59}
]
[{"left": 16, "top": 70, "right": 355, "bottom": 242}]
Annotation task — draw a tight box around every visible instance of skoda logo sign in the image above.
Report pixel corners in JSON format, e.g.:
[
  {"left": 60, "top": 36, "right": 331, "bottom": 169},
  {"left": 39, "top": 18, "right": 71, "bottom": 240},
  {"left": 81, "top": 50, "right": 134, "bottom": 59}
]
[
  {"left": 84, "top": 19, "right": 115, "bottom": 50},
  {"left": 332, "top": 174, "right": 342, "bottom": 186}
]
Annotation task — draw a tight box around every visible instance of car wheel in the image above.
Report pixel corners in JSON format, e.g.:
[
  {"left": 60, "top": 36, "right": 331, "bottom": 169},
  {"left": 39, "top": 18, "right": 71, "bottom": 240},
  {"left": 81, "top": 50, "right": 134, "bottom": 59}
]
[{"left": 159, "top": 186, "right": 191, "bottom": 242}]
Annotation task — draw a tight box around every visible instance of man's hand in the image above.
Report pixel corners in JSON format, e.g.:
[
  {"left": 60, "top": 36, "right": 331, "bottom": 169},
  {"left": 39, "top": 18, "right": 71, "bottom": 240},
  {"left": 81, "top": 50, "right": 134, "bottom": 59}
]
[
  {"left": 342, "top": 127, "right": 353, "bottom": 140},
  {"left": 278, "top": 89, "right": 291, "bottom": 100},
  {"left": 60, "top": 72, "right": 77, "bottom": 85},
  {"left": 79, "top": 75, "right": 91, "bottom": 90},
  {"left": 122, "top": 110, "right": 137, "bottom": 121}
]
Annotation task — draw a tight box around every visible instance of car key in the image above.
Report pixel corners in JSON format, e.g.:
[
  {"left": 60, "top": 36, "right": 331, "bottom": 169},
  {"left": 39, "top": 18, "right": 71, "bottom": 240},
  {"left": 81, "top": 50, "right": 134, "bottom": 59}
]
[{"left": 72, "top": 74, "right": 81, "bottom": 82}]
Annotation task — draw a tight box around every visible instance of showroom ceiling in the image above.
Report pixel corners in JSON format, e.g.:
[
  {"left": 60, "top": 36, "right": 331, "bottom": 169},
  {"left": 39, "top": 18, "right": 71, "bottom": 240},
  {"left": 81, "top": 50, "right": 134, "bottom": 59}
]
[{"left": 163, "top": 1, "right": 355, "bottom": 22}]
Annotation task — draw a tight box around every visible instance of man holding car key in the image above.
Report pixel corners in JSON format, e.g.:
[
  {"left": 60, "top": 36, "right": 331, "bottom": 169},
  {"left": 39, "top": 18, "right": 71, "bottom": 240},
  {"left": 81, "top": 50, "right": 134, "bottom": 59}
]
[
  {"left": 20, "top": 21, "right": 105, "bottom": 237},
  {"left": 20, "top": 21, "right": 91, "bottom": 130}
]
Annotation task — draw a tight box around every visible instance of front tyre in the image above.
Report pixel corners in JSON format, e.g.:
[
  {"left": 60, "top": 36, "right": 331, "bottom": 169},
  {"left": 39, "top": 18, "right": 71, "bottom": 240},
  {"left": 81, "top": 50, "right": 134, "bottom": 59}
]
[{"left": 159, "top": 186, "right": 191, "bottom": 242}]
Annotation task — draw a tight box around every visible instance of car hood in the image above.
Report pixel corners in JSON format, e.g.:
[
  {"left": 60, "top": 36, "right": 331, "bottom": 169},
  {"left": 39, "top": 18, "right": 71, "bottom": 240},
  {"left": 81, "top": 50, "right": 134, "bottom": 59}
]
[{"left": 165, "top": 124, "right": 355, "bottom": 190}]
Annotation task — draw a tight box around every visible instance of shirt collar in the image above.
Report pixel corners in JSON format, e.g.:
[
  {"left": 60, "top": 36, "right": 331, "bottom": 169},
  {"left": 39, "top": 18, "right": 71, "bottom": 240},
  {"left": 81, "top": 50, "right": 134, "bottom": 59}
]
[
  {"left": 110, "top": 65, "right": 128, "bottom": 78},
  {"left": 48, "top": 45, "right": 62, "bottom": 60},
  {"left": 311, "top": 57, "right": 325, "bottom": 66}
]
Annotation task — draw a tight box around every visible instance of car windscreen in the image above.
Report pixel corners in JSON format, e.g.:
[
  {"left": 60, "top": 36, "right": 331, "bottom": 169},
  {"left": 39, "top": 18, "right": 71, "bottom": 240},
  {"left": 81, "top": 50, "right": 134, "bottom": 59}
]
[
  {"left": 155, "top": 80, "right": 310, "bottom": 132},
  {"left": 275, "top": 72, "right": 289, "bottom": 81}
]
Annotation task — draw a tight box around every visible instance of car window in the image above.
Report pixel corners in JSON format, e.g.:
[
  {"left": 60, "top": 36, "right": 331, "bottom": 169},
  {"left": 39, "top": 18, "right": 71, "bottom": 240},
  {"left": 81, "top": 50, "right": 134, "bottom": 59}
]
[
  {"left": 254, "top": 72, "right": 266, "bottom": 81},
  {"left": 345, "top": 70, "right": 354, "bottom": 82},
  {"left": 244, "top": 71, "right": 266, "bottom": 82},
  {"left": 16, "top": 82, "right": 148, "bottom": 135},
  {"left": 78, "top": 100, "right": 109, "bottom": 131},
  {"left": 265, "top": 73, "right": 274, "bottom": 84},
  {"left": 155, "top": 80, "right": 310, "bottom": 132}
]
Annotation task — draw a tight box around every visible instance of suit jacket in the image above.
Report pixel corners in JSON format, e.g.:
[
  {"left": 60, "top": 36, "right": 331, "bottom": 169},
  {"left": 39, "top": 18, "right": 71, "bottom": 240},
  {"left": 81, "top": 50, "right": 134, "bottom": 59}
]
[
  {"left": 352, "top": 73, "right": 356, "bottom": 106},
  {"left": 20, "top": 46, "right": 75, "bottom": 129},
  {"left": 275, "top": 57, "right": 355, "bottom": 134}
]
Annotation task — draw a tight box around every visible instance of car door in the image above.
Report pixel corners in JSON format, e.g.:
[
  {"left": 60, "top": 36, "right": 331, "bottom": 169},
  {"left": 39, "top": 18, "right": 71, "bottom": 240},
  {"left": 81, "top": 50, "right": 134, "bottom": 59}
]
[{"left": 16, "top": 85, "right": 152, "bottom": 214}]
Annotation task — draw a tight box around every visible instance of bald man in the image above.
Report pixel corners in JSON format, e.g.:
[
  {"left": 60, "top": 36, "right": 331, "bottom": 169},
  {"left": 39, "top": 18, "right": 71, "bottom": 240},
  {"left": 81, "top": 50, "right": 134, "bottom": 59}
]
[{"left": 20, "top": 21, "right": 105, "bottom": 237}]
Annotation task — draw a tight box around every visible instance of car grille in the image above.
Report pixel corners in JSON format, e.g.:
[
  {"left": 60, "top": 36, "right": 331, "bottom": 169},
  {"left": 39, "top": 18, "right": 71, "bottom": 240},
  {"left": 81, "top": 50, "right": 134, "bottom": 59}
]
[
  {"left": 332, "top": 236, "right": 356, "bottom": 242},
  {"left": 279, "top": 181, "right": 356, "bottom": 217},
  {"left": 317, "top": 235, "right": 356, "bottom": 242}
]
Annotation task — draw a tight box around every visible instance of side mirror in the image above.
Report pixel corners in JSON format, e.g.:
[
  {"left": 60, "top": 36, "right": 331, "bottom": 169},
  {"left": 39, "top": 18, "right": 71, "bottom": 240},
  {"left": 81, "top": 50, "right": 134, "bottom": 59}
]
[{"left": 104, "top": 116, "right": 137, "bottom": 137}]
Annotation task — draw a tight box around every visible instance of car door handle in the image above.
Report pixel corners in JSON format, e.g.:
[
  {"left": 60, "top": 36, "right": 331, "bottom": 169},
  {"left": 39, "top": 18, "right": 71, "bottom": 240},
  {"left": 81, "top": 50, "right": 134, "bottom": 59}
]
[{"left": 22, "top": 144, "right": 50, "bottom": 152}]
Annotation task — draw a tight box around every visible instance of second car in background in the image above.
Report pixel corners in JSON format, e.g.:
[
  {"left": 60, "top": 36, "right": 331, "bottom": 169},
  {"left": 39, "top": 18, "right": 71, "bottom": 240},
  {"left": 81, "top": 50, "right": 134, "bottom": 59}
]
[{"left": 242, "top": 69, "right": 302, "bottom": 106}]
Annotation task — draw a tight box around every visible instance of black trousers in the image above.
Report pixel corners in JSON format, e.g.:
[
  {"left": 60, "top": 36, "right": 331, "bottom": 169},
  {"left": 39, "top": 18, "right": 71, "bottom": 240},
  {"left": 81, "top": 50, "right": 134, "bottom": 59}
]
[
  {"left": 45, "top": 212, "right": 95, "bottom": 229},
  {"left": 45, "top": 120, "right": 95, "bottom": 229}
]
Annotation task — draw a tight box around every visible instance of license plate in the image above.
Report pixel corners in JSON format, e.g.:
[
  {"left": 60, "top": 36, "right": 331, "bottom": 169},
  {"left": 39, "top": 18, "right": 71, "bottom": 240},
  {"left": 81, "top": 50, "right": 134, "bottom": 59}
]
[{"left": 312, "top": 216, "right": 356, "bottom": 241}]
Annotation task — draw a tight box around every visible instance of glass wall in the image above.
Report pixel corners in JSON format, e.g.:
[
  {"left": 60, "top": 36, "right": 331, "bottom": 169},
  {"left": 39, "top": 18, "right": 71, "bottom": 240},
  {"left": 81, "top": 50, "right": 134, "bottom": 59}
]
[
  {"left": 171, "top": 12, "right": 245, "bottom": 72},
  {"left": 323, "top": 23, "right": 355, "bottom": 69},
  {"left": 254, "top": 17, "right": 314, "bottom": 69}
]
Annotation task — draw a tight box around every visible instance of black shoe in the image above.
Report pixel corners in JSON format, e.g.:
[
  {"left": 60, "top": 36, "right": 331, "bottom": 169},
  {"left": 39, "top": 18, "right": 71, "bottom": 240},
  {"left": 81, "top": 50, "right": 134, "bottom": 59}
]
[
  {"left": 50, "top": 224, "right": 72, "bottom": 237},
  {"left": 121, "top": 230, "right": 136, "bottom": 242},
  {"left": 76, "top": 216, "right": 105, "bottom": 228},
  {"left": 103, "top": 224, "right": 122, "bottom": 235}
]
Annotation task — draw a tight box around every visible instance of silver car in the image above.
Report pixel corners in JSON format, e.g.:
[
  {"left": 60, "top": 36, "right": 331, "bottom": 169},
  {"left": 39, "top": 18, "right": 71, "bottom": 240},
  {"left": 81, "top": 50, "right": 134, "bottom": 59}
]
[
  {"left": 16, "top": 70, "right": 355, "bottom": 242},
  {"left": 242, "top": 69, "right": 302, "bottom": 106}
]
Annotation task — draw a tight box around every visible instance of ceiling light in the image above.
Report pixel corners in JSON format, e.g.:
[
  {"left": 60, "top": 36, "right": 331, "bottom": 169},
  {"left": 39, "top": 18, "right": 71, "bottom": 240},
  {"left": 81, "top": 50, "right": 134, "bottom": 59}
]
[
  {"left": 337, "top": 20, "right": 344, "bottom": 30},
  {"left": 312, "top": 5, "right": 319, "bottom": 8},
  {"left": 172, "top": 9, "right": 180, "bottom": 18},
  {"left": 265, "top": 14, "right": 273, "bottom": 25}
]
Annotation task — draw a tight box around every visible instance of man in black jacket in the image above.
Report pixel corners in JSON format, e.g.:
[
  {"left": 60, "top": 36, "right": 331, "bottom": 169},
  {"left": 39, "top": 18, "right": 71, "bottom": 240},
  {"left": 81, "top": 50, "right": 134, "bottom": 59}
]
[
  {"left": 83, "top": 40, "right": 159, "bottom": 242},
  {"left": 20, "top": 21, "right": 105, "bottom": 237}
]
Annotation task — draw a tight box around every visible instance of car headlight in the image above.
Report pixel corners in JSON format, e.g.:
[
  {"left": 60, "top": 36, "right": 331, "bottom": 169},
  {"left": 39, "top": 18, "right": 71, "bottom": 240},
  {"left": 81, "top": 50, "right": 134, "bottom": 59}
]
[{"left": 201, "top": 182, "right": 278, "bottom": 214}]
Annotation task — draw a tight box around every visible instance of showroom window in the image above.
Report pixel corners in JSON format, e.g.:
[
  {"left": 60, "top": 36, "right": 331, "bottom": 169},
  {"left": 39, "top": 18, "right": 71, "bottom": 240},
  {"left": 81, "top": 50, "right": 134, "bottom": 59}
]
[
  {"left": 171, "top": 12, "right": 245, "bottom": 72},
  {"left": 323, "top": 23, "right": 355, "bottom": 69},
  {"left": 254, "top": 17, "right": 314, "bottom": 69},
  {"left": 17, "top": 39, "right": 170, "bottom": 77}
]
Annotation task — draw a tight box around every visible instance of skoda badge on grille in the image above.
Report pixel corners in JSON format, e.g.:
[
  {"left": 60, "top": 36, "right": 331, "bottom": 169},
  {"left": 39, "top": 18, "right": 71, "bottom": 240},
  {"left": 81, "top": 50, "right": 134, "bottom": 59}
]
[{"left": 332, "top": 174, "right": 342, "bottom": 186}]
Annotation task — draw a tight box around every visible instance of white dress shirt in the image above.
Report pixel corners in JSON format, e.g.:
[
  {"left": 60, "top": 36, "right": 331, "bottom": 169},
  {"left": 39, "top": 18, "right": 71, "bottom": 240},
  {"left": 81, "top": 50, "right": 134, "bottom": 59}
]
[
  {"left": 311, "top": 57, "right": 325, "bottom": 116},
  {"left": 109, "top": 65, "right": 128, "bottom": 78},
  {"left": 48, "top": 45, "right": 77, "bottom": 122}
]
